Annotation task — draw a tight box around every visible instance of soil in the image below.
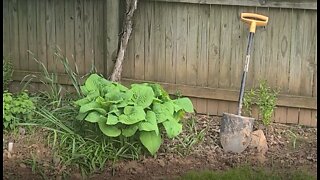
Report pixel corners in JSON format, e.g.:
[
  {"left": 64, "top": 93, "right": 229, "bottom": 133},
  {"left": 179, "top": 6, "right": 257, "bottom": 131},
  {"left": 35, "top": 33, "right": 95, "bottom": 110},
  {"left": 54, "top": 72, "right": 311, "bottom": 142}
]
[{"left": 3, "top": 115, "right": 317, "bottom": 180}]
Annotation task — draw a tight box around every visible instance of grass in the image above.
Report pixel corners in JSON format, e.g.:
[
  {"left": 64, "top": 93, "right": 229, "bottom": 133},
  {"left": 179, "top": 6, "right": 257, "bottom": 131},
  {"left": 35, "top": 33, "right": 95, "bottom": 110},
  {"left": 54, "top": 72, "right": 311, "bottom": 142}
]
[{"left": 179, "top": 166, "right": 316, "bottom": 180}]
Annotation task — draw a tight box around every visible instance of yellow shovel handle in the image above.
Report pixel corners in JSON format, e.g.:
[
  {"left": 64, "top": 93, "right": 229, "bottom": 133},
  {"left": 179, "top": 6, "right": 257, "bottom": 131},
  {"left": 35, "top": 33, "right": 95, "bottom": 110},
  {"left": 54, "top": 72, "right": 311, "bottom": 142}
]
[{"left": 241, "top": 13, "right": 269, "bottom": 33}]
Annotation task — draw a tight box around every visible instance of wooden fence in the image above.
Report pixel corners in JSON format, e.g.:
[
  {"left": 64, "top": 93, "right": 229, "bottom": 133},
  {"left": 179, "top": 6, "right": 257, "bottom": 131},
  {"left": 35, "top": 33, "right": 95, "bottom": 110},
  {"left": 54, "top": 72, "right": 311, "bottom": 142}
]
[{"left": 3, "top": 0, "right": 317, "bottom": 127}]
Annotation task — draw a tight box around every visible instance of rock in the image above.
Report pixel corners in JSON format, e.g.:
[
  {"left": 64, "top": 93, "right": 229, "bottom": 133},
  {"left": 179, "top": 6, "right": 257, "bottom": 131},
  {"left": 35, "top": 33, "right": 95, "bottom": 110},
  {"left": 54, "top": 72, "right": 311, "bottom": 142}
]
[
  {"left": 20, "top": 163, "right": 27, "bottom": 168},
  {"left": 158, "top": 159, "right": 165, "bottom": 167},
  {"left": 249, "top": 130, "right": 268, "bottom": 163},
  {"left": 19, "top": 127, "right": 26, "bottom": 135}
]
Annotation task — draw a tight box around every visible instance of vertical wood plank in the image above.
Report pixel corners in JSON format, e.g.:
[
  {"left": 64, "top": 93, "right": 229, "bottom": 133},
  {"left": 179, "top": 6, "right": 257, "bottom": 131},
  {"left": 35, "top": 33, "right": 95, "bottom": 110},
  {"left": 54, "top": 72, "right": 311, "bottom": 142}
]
[
  {"left": 286, "top": 107, "right": 299, "bottom": 124},
  {"left": 264, "top": 7, "right": 277, "bottom": 88},
  {"left": 65, "top": 0, "right": 75, "bottom": 71},
  {"left": 74, "top": 0, "right": 85, "bottom": 75},
  {"left": 300, "top": 10, "right": 316, "bottom": 97},
  {"left": 288, "top": 9, "right": 303, "bottom": 95},
  {"left": 93, "top": 0, "right": 104, "bottom": 74},
  {"left": 217, "top": 100, "right": 229, "bottom": 116},
  {"left": 299, "top": 109, "right": 312, "bottom": 126},
  {"left": 313, "top": 23, "right": 317, "bottom": 97},
  {"left": 175, "top": 4, "right": 188, "bottom": 84},
  {"left": 18, "top": 0, "right": 29, "bottom": 71},
  {"left": 252, "top": 7, "right": 269, "bottom": 87},
  {"left": 276, "top": 8, "right": 291, "bottom": 94},
  {"left": 218, "top": 5, "right": 232, "bottom": 89},
  {"left": 27, "top": 0, "right": 38, "bottom": 72},
  {"left": 228, "top": 101, "right": 238, "bottom": 115},
  {"left": 105, "top": 0, "right": 119, "bottom": 77},
  {"left": 37, "top": 0, "right": 47, "bottom": 69},
  {"left": 132, "top": 1, "right": 145, "bottom": 80},
  {"left": 84, "top": 0, "right": 94, "bottom": 73},
  {"left": 229, "top": 6, "right": 242, "bottom": 90},
  {"left": 207, "top": 4, "right": 221, "bottom": 89},
  {"left": 46, "top": 0, "right": 56, "bottom": 73},
  {"left": 164, "top": 2, "right": 177, "bottom": 84},
  {"left": 3, "top": 0, "right": 10, "bottom": 57},
  {"left": 189, "top": 97, "right": 198, "bottom": 113},
  {"left": 55, "top": 0, "right": 66, "bottom": 73},
  {"left": 186, "top": 4, "right": 198, "bottom": 87},
  {"left": 274, "top": 106, "right": 287, "bottom": 123},
  {"left": 197, "top": 4, "right": 209, "bottom": 88},
  {"left": 9, "top": 0, "right": 19, "bottom": 70},
  {"left": 196, "top": 98, "right": 207, "bottom": 114},
  {"left": 207, "top": 99, "right": 219, "bottom": 116},
  {"left": 154, "top": 2, "right": 166, "bottom": 82},
  {"left": 144, "top": 1, "right": 155, "bottom": 81},
  {"left": 310, "top": 110, "right": 317, "bottom": 127}
]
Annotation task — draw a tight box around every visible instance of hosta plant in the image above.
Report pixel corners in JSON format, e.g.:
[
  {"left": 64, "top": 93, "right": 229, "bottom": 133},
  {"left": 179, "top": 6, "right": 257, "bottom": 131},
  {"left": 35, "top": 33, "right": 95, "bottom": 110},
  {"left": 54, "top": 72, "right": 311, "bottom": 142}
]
[{"left": 74, "top": 74, "right": 194, "bottom": 155}]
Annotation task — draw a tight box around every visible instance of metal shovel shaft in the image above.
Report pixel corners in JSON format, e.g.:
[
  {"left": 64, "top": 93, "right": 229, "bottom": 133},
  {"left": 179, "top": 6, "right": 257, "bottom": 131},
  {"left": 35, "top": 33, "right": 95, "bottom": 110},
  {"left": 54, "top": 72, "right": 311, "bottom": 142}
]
[{"left": 237, "top": 32, "right": 254, "bottom": 116}]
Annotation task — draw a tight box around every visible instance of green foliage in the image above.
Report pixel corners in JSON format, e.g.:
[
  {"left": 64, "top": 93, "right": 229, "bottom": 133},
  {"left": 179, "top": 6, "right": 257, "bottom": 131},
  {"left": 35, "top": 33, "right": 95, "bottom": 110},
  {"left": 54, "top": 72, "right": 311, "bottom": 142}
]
[
  {"left": 243, "top": 80, "right": 279, "bottom": 126},
  {"left": 75, "top": 74, "right": 194, "bottom": 155},
  {"left": 3, "top": 91, "right": 36, "bottom": 130},
  {"left": 178, "top": 166, "right": 316, "bottom": 180},
  {"left": 3, "top": 56, "right": 13, "bottom": 90}
]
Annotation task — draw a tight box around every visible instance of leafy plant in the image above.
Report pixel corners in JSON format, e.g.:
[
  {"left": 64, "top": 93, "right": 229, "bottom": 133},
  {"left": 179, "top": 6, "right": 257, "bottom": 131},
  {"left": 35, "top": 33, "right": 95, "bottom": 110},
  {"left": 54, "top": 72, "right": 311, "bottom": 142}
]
[
  {"left": 3, "top": 90, "right": 36, "bottom": 130},
  {"left": 3, "top": 56, "right": 13, "bottom": 90},
  {"left": 74, "top": 74, "right": 194, "bottom": 155},
  {"left": 243, "top": 80, "right": 279, "bottom": 125}
]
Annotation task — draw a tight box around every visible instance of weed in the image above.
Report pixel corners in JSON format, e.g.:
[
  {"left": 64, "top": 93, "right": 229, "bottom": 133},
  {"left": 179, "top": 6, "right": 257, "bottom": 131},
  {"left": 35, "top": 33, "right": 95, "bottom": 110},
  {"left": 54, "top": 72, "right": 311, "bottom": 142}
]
[
  {"left": 243, "top": 80, "right": 279, "bottom": 125},
  {"left": 3, "top": 56, "right": 13, "bottom": 90},
  {"left": 287, "top": 130, "right": 297, "bottom": 149},
  {"left": 3, "top": 90, "right": 36, "bottom": 130}
]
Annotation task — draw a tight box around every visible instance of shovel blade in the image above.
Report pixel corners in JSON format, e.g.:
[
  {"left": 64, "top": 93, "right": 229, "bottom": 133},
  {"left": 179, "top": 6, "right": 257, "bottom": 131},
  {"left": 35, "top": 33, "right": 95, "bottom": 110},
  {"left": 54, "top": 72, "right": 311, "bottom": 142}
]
[{"left": 220, "top": 113, "right": 254, "bottom": 153}]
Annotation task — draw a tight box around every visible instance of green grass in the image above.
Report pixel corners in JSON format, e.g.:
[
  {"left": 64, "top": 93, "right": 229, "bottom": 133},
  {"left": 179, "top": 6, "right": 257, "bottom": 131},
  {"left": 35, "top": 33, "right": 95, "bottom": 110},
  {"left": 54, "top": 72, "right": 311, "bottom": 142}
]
[{"left": 178, "top": 166, "right": 316, "bottom": 180}]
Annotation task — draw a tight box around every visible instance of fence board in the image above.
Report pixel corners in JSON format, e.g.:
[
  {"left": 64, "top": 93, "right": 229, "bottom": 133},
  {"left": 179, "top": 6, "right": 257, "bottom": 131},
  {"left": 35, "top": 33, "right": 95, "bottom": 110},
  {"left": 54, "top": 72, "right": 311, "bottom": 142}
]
[
  {"left": 164, "top": 3, "right": 177, "bottom": 84},
  {"left": 65, "top": 0, "right": 75, "bottom": 71},
  {"left": 276, "top": 8, "right": 291, "bottom": 94},
  {"left": 175, "top": 4, "right": 188, "bottom": 84},
  {"left": 93, "top": 0, "right": 104, "bottom": 74},
  {"left": 55, "top": 0, "right": 66, "bottom": 73},
  {"left": 9, "top": 0, "right": 19, "bottom": 69},
  {"left": 207, "top": 5, "right": 221, "bottom": 88},
  {"left": 154, "top": 3, "right": 166, "bottom": 82},
  {"left": 197, "top": 98, "right": 208, "bottom": 114},
  {"left": 144, "top": 1, "right": 156, "bottom": 81},
  {"left": 18, "top": 0, "right": 29, "bottom": 71},
  {"left": 27, "top": 0, "right": 39, "bottom": 72},
  {"left": 186, "top": 4, "right": 198, "bottom": 86},
  {"left": 105, "top": 0, "right": 119, "bottom": 77},
  {"left": 74, "top": 0, "right": 85, "bottom": 75},
  {"left": 84, "top": 0, "right": 94, "bottom": 74},
  {"left": 37, "top": 0, "right": 47, "bottom": 69},
  {"left": 274, "top": 106, "right": 287, "bottom": 123},
  {"left": 287, "top": 107, "right": 299, "bottom": 124},
  {"left": 288, "top": 9, "right": 303, "bottom": 95},
  {"left": 132, "top": 1, "right": 145, "bottom": 79},
  {"left": 299, "top": 109, "right": 312, "bottom": 126},
  {"left": 207, "top": 99, "right": 219, "bottom": 116},
  {"left": 197, "top": 5, "right": 209, "bottom": 87},
  {"left": 3, "top": 0, "right": 10, "bottom": 56},
  {"left": 310, "top": 110, "right": 317, "bottom": 127},
  {"left": 217, "top": 100, "right": 229, "bottom": 116}
]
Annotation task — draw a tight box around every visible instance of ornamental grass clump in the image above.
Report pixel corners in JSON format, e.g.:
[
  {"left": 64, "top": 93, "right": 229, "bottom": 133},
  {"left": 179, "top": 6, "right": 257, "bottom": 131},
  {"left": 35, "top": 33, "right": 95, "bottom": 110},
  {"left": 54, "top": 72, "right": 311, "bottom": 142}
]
[{"left": 75, "top": 74, "right": 194, "bottom": 155}]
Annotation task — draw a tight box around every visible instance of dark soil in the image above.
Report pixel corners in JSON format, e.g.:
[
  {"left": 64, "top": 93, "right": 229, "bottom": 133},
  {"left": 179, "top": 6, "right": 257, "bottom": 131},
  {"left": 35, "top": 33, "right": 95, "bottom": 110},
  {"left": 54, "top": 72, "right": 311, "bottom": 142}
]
[{"left": 3, "top": 115, "right": 317, "bottom": 180}]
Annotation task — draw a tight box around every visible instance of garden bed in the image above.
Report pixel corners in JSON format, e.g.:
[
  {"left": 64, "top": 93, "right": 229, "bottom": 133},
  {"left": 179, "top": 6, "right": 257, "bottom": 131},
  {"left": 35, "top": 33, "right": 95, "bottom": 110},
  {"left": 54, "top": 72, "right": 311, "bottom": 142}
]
[{"left": 3, "top": 114, "right": 317, "bottom": 180}]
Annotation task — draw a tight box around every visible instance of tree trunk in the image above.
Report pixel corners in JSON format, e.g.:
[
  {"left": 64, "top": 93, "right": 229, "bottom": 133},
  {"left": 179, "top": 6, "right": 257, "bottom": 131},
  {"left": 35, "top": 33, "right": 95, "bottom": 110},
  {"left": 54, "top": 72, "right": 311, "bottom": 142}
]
[{"left": 110, "top": 0, "right": 138, "bottom": 82}]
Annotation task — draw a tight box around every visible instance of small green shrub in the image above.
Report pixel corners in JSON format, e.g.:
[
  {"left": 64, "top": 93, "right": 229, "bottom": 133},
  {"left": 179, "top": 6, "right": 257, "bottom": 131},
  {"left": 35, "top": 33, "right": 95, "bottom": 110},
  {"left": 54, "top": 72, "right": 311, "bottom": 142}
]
[
  {"left": 3, "top": 56, "right": 13, "bottom": 90},
  {"left": 243, "top": 80, "right": 279, "bottom": 125},
  {"left": 3, "top": 91, "right": 36, "bottom": 130},
  {"left": 74, "top": 74, "right": 194, "bottom": 155}
]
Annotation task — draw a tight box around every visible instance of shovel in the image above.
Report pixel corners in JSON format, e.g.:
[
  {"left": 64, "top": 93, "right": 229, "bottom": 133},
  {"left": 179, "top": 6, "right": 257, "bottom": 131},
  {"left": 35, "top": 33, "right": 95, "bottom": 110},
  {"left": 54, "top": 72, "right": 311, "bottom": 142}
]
[{"left": 220, "top": 13, "right": 269, "bottom": 153}]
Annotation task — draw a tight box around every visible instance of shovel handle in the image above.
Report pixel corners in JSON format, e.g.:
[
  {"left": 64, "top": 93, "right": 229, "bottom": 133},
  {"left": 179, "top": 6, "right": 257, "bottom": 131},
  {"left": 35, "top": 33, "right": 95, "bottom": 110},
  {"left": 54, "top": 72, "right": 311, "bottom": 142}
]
[{"left": 241, "top": 13, "right": 269, "bottom": 33}]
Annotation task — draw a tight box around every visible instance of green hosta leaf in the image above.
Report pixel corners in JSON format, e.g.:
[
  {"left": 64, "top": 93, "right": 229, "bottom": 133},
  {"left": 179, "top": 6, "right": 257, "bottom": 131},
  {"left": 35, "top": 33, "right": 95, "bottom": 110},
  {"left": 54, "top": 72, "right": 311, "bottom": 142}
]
[
  {"left": 173, "top": 98, "right": 194, "bottom": 113},
  {"left": 115, "top": 83, "right": 129, "bottom": 92},
  {"left": 131, "top": 84, "right": 155, "bottom": 109},
  {"left": 173, "top": 110, "right": 185, "bottom": 121},
  {"left": 148, "top": 83, "right": 170, "bottom": 101},
  {"left": 76, "top": 112, "right": 88, "bottom": 120},
  {"left": 105, "top": 91, "right": 123, "bottom": 103},
  {"left": 119, "top": 106, "right": 146, "bottom": 125},
  {"left": 87, "top": 90, "right": 100, "bottom": 100},
  {"left": 85, "top": 111, "right": 105, "bottom": 123},
  {"left": 162, "top": 118, "right": 183, "bottom": 138},
  {"left": 138, "top": 111, "right": 159, "bottom": 135},
  {"left": 153, "top": 102, "right": 174, "bottom": 123},
  {"left": 122, "top": 125, "right": 139, "bottom": 137},
  {"left": 80, "top": 86, "right": 89, "bottom": 96},
  {"left": 117, "top": 91, "right": 134, "bottom": 107},
  {"left": 79, "top": 101, "right": 106, "bottom": 115},
  {"left": 107, "top": 114, "right": 118, "bottom": 125},
  {"left": 98, "top": 119, "right": 121, "bottom": 137},
  {"left": 109, "top": 105, "right": 121, "bottom": 116},
  {"left": 74, "top": 98, "right": 91, "bottom": 106},
  {"left": 84, "top": 74, "right": 102, "bottom": 92},
  {"left": 139, "top": 131, "right": 162, "bottom": 155}
]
